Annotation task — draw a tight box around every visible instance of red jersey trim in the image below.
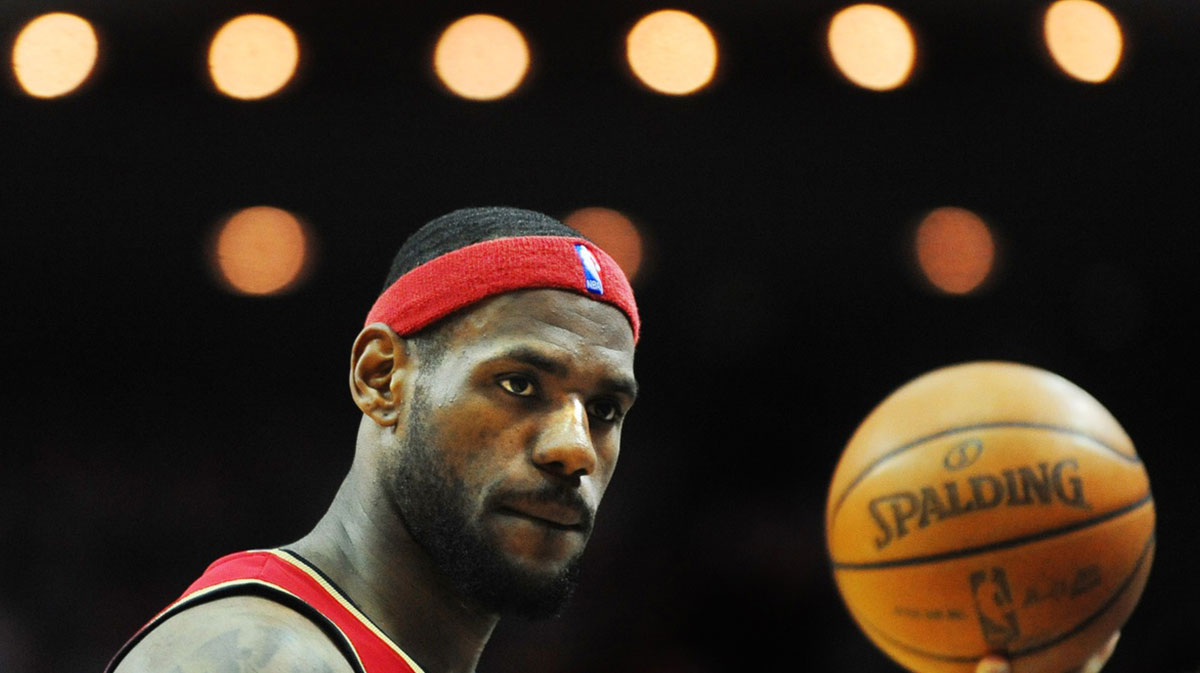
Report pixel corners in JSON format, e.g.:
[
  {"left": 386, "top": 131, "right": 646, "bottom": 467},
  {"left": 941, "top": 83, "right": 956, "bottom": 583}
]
[
  {"left": 103, "top": 577, "right": 366, "bottom": 673},
  {"left": 266, "top": 549, "right": 426, "bottom": 673},
  {"left": 104, "top": 550, "right": 424, "bottom": 673}
]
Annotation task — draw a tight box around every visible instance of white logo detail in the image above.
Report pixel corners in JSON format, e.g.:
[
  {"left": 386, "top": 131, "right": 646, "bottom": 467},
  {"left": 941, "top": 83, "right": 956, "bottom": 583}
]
[{"left": 575, "top": 244, "right": 604, "bottom": 294}]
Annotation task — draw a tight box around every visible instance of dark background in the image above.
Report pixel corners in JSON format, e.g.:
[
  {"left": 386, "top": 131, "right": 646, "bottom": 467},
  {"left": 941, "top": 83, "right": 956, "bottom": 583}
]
[{"left": 2, "top": 0, "right": 1196, "bottom": 671}]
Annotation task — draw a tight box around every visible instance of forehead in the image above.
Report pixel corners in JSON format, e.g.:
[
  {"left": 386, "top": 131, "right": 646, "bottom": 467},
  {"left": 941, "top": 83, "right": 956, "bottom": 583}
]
[{"left": 442, "top": 289, "right": 636, "bottom": 371}]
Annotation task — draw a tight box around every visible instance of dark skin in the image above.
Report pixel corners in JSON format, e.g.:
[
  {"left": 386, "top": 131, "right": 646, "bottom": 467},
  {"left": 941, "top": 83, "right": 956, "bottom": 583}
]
[{"left": 116, "top": 289, "right": 637, "bottom": 673}]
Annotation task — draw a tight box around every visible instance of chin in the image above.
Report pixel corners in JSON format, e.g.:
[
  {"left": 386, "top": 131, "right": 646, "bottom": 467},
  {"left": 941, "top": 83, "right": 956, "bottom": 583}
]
[
  {"left": 503, "top": 550, "right": 580, "bottom": 580},
  {"left": 487, "top": 556, "right": 583, "bottom": 620}
]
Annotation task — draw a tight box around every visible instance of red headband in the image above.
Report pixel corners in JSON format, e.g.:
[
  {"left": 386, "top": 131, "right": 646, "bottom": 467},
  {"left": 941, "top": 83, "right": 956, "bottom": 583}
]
[{"left": 365, "top": 236, "right": 640, "bottom": 342}]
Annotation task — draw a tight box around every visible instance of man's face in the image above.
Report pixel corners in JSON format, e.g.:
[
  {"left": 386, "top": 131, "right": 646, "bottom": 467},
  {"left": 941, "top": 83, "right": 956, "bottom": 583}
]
[{"left": 388, "top": 289, "right": 637, "bottom": 617}]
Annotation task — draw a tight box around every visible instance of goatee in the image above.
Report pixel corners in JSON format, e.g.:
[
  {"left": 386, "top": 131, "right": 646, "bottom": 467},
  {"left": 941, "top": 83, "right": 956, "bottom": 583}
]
[{"left": 389, "top": 402, "right": 586, "bottom": 619}]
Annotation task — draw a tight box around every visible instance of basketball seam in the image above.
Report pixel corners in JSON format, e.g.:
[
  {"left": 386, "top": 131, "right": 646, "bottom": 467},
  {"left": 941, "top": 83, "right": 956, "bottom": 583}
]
[
  {"left": 849, "top": 532, "right": 1155, "bottom": 663},
  {"left": 829, "top": 422, "right": 1140, "bottom": 524},
  {"left": 1010, "top": 533, "right": 1154, "bottom": 657},
  {"left": 831, "top": 492, "right": 1152, "bottom": 570}
]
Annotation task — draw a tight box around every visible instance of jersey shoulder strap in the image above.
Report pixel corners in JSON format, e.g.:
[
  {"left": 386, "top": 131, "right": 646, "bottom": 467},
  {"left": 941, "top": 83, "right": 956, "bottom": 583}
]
[{"left": 104, "top": 549, "right": 425, "bottom": 673}]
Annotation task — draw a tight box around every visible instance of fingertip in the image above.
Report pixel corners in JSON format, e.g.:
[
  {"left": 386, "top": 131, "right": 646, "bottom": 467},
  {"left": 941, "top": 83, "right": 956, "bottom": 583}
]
[
  {"left": 1082, "top": 630, "right": 1122, "bottom": 673},
  {"left": 976, "top": 656, "right": 1011, "bottom": 673},
  {"left": 1102, "top": 630, "right": 1121, "bottom": 657}
]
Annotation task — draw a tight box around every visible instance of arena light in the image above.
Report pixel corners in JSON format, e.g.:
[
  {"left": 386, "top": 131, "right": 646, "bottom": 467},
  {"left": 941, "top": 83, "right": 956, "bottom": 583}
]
[
  {"left": 434, "top": 14, "right": 530, "bottom": 101},
  {"left": 915, "top": 207, "right": 996, "bottom": 295},
  {"left": 563, "top": 207, "right": 645, "bottom": 281},
  {"left": 827, "top": 4, "right": 916, "bottom": 91},
  {"left": 11, "top": 12, "right": 99, "bottom": 98},
  {"left": 625, "top": 10, "right": 718, "bottom": 95},
  {"left": 208, "top": 14, "right": 300, "bottom": 100},
  {"left": 1044, "top": 0, "right": 1123, "bottom": 83},
  {"left": 212, "top": 206, "right": 311, "bottom": 295}
]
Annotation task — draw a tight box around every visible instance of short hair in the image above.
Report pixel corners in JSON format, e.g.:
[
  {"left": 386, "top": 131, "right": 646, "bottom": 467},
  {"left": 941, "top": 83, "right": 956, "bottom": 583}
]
[
  {"left": 382, "top": 206, "right": 588, "bottom": 291},
  {"left": 382, "top": 206, "right": 588, "bottom": 368}
]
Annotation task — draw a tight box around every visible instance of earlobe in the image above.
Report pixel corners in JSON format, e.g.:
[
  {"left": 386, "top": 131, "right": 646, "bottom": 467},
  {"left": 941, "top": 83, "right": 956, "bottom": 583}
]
[{"left": 349, "top": 323, "right": 410, "bottom": 427}]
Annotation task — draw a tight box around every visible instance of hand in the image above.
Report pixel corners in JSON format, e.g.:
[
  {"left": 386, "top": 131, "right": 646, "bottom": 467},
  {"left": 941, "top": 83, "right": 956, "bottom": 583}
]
[{"left": 974, "top": 631, "right": 1120, "bottom": 673}]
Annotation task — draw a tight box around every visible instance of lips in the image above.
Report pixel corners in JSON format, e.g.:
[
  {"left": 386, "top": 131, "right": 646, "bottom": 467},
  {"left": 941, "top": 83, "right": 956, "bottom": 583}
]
[{"left": 496, "top": 498, "right": 592, "bottom": 532}]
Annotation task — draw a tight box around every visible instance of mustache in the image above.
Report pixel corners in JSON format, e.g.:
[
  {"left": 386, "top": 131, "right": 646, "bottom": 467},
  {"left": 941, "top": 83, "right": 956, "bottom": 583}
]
[{"left": 491, "top": 483, "right": 595, "bottom": 531}]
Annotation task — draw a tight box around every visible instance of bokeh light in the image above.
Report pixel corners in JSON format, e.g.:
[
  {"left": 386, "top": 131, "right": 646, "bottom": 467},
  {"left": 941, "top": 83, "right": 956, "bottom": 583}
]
[
  {"left": 11, "top": 13, "right": 99, "bottom": 98},
  {"left": 564, "top": 207, "right": 645, "bottom": 281},
  {"left": 213, "top": 206, "right": 310, "bottom": 295},
  {"left": 1044, "top": 0, "right": 1123, "bottom": 83},
  {"left": 208, "top": 14, "right": 300, "bottom": 100},
  {"left": 434, "top": 14, "right": 530, "bottom": 101},
  {"left": 827, "top": 4, "right": 916, "bottom": 91},
  {"left": 914, "top": 207, "right": 995, "bottom": 295},
  {"left": 625, "top": 10, "right": 718, "bottom": 95}
]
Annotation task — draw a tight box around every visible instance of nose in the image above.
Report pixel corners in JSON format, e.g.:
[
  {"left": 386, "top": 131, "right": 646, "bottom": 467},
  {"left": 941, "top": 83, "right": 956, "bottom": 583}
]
[{"left": 532, "top": 397, "right": 596, "bottom": 478}]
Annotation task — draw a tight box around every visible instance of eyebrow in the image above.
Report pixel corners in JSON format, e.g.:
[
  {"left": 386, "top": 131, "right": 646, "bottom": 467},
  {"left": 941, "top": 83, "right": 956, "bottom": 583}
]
[{"left": 497, "top": 346, "right": 639, "bottom": 400}]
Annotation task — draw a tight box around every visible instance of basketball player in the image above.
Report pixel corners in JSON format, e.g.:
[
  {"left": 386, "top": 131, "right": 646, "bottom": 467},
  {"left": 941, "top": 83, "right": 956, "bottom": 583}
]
[
  {"left": 103, "top": 206, "right": 1118, "bottom": 673},
  {"left": 105, "top": 207, "right": 641, "bottom": 673}
]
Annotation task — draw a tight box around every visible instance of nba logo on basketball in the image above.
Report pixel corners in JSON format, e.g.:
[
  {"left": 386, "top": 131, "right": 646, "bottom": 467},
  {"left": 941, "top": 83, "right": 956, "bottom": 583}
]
[{"left": 575, "top": 244, "right": 604, "bottom": 294}]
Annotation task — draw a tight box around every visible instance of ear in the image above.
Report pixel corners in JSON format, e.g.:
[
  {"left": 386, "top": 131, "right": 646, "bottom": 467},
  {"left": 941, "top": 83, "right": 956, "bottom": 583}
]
[{"left": 349, "top": 322, "right": 411, "bottom": 427}]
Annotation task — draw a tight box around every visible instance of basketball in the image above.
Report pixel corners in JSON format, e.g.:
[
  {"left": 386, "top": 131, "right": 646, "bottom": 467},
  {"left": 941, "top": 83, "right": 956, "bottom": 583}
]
[{"left": 825, "top": 361, "right": 1155, "bottom": 673}]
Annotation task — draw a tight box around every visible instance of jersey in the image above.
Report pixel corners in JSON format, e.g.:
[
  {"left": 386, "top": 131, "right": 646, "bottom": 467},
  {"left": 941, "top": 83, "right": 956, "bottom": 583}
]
[{"left": 104, "top": 549, "right": 426, "bottom": 673}]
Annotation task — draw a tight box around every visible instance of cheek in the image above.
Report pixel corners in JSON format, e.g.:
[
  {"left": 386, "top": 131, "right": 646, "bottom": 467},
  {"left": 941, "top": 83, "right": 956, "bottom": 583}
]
[
  {"left": 589, "top": 443, "right": 622, "bottom": 503},
  {"left": 597, "top": 438, "right": 621, "bottom": 478},
  {"left": 426, "top": 397, "right": 528, "bottom": 481}
]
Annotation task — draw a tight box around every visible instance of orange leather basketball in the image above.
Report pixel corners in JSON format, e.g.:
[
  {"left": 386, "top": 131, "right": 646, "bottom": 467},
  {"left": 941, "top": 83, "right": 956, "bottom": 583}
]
[{"left": 825, "top": 362, "right": 1154, "bottom": 673}]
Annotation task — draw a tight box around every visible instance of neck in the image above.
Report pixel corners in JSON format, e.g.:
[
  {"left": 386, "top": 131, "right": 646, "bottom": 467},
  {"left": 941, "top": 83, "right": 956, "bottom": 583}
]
[{"left": 289, "top": 465, "right": 499, "bottom": 673}]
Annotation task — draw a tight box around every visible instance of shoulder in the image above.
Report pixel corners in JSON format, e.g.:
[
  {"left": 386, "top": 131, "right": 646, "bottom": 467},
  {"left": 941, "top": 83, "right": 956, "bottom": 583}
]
[{"left": 113, "top": 595, "right": 356, "bottom": 673}]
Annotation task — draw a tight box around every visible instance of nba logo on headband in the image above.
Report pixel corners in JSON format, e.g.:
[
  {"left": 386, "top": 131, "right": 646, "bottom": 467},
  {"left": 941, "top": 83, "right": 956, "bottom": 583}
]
[{"left": 575, "top": 243, "right": 604, "bottom": 295}]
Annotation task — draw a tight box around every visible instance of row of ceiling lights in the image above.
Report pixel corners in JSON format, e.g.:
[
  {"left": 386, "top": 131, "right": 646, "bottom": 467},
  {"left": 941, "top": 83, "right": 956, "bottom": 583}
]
[{"left": 11, "top": 1, "right": 1124, "bottom": 101}]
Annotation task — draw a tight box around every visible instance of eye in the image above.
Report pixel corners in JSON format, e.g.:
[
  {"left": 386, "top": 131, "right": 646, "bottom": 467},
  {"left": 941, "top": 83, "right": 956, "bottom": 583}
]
[
  {"left": 498, "top": 375, "right": 536, "bottom": 397},
  {"left": 587, "top": 399, "right": 623, "bottom": 423}
]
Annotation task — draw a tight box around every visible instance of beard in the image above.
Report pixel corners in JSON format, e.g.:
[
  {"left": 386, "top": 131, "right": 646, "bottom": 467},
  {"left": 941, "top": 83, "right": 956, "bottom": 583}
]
[{"left": 388, "top": 400, "right": 588, "bottom": 619}]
